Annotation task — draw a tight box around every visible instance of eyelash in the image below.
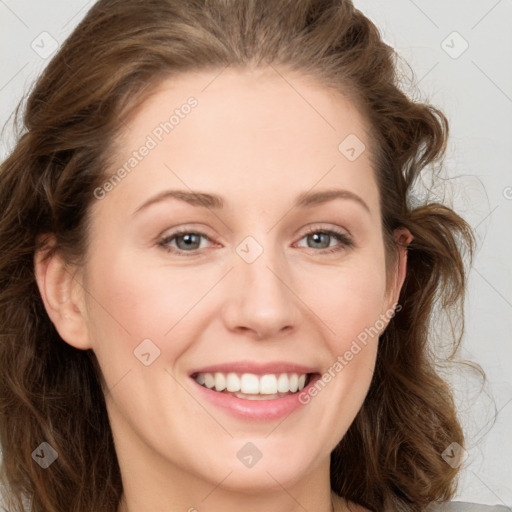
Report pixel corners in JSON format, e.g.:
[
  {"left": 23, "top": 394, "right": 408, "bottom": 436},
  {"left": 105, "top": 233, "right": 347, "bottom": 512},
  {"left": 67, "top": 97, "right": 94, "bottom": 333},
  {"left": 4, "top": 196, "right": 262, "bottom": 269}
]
[{"left": 157, "top": 226, "right": 353, "bottom": 257}]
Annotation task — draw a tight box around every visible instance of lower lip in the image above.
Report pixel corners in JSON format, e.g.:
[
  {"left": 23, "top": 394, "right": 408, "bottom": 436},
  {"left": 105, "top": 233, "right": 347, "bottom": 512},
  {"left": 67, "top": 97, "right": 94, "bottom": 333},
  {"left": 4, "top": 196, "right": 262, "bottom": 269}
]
[{"left": 190, "top": 374, "right": 320, "bottom": 421}]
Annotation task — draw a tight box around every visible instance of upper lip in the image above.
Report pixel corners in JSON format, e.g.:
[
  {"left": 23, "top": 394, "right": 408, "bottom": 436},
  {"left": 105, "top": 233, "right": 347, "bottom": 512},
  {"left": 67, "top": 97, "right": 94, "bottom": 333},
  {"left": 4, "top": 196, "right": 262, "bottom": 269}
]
[{"left": 188, "top": 360, "right": 320, "bottom": 377}]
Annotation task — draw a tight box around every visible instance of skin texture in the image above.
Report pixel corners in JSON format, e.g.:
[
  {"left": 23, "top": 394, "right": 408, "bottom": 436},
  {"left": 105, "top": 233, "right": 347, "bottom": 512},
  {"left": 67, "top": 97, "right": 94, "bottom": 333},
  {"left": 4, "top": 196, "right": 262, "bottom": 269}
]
[{"left": 34, "top": 66, "right": 409, "bottom": 512}]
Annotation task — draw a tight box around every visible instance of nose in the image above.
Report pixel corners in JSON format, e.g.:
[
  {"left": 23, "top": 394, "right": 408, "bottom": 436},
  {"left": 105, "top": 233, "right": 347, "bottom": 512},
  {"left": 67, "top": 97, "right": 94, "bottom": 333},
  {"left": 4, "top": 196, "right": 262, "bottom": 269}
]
[{"left": 221, "top": 242, "right": 301, "bottom": 340}]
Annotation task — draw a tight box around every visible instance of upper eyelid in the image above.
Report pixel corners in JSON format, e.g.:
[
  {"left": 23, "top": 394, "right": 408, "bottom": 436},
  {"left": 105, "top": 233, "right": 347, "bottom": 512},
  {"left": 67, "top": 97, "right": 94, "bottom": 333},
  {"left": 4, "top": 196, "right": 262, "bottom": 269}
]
[
  {"left": 160, "top": 225, "right": 349, "bottom": 238},
  {"left": 160, "top": 221, "right": 351, "bottom": 238},
  {"left": 300, "top": 224, "right": 352, "bottom": 238},
  {"left": 159, "top": 226, "right": 352, "bottom": 249}
]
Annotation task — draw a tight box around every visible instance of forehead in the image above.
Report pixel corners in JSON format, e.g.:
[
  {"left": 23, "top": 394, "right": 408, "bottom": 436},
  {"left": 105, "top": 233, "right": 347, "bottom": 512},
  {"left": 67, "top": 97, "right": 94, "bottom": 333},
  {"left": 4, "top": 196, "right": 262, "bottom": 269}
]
[
  {"left": 125, "top": 66, "right": 371, "bottom": 146},
  {"left": 101, "top": 66, "right": 379, "bottom": 216}
]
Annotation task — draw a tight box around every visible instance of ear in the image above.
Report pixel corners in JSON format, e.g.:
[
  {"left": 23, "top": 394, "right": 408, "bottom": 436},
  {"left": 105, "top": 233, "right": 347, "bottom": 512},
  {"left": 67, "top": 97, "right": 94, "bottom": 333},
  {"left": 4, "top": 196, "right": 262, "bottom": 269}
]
[
  {"left": 34, "top": 234, "right": 91, "bottom": 350},
  {"left": 384, "top": 227, "right": 413, "bottom": 312}
]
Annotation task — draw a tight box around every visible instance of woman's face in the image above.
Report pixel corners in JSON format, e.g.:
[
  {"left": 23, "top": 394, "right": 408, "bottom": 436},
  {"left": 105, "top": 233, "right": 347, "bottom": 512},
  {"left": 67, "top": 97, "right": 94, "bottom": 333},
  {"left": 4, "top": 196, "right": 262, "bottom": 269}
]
[{"left": 62, "top": 68, "right": 404, "bottom": 504}]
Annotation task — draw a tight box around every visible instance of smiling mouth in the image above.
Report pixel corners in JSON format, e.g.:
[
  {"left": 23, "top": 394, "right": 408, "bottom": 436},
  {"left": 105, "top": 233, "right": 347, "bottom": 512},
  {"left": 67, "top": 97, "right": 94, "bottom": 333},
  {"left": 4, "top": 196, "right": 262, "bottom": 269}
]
[{"left": 191, "top": 371, "right": 317, "bottom": 400}]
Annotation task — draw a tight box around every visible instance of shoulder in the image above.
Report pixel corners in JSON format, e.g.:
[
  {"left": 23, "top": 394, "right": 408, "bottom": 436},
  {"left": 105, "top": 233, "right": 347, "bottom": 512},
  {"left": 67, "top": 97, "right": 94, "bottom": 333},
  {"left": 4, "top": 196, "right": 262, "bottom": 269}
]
[
  {"left": 426, "top": 502, "right": 511, "bottom": 512},
  {"left": 332, "top": 495, "right": 511, "bottom": 512}
]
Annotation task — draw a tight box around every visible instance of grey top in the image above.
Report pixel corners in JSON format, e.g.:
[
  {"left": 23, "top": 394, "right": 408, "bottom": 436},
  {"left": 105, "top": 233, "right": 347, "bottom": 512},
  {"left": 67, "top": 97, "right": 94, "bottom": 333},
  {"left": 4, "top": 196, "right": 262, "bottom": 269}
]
[
  {"left": 426, "top": 502, "right": 511, "bottom": 511},
  {"left": 1, "top": 495, "right": 510, "bottom": 511}
]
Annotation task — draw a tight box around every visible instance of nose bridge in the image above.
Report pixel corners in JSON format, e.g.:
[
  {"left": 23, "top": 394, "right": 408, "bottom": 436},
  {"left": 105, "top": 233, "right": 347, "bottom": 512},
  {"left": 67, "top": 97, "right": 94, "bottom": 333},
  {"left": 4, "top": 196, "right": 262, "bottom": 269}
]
[{"left": 222, "top": 233, "right": 300, "bottom": 338}]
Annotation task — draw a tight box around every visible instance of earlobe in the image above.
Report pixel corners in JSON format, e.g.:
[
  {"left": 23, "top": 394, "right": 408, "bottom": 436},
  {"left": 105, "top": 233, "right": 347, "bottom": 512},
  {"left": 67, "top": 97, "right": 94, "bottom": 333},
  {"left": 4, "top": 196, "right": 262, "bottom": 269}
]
[{"left": 33, "top": 235, "right": 91, "bottom": 350}]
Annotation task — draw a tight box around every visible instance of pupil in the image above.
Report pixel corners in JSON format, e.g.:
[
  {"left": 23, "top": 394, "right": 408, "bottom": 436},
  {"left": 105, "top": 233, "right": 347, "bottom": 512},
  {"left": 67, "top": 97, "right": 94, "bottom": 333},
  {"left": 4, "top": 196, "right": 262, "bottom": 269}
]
[
  {"left": 309, "top": 233, "right": 329, "bottom": 249},
  {"left": 178, "top": 234, "right": 200, "bottom": 250}
]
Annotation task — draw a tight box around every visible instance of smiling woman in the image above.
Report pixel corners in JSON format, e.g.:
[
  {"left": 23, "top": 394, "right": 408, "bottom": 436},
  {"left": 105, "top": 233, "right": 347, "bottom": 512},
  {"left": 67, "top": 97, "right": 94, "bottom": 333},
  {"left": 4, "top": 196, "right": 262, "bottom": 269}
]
[{"left": 0, "top": 1, "right": 480, "bottom": 512}]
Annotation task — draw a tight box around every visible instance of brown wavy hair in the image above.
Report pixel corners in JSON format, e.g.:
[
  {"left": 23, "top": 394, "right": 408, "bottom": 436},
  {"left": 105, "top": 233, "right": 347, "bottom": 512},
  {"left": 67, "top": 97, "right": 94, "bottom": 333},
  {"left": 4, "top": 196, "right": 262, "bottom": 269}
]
[{"left": 0, "top": 0, "right": 477, "bottom": 511}]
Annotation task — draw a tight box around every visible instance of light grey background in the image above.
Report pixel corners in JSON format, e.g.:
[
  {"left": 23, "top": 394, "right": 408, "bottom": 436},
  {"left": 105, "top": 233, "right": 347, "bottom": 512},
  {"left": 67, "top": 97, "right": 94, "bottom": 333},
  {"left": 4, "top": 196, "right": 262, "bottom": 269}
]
[{"left": 0, "top": 0, "right": 511, "bottom": 508}]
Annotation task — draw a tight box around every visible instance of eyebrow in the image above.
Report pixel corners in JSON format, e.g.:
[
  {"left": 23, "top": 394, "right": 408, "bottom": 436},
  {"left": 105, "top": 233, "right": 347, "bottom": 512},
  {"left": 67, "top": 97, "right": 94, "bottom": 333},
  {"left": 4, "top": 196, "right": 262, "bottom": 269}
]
[{"left": 132, "top": 187, "right": 370, "bottom": 216}]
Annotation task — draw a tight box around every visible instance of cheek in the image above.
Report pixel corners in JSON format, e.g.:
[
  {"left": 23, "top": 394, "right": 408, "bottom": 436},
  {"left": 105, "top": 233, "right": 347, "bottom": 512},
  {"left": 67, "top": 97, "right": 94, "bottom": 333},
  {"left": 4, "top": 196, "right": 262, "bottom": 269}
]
[
  {"left": 301, "top": 251, "right": 388, "bottom": 408},
  {"left": 320, "top": 277, "right": 384, "bottom": 389},
  {"left": 304, "top": 253, "right": 388, "bottom": 341},
  {"left": 82, "top": 251, "right": 182, "bottom": 372}
]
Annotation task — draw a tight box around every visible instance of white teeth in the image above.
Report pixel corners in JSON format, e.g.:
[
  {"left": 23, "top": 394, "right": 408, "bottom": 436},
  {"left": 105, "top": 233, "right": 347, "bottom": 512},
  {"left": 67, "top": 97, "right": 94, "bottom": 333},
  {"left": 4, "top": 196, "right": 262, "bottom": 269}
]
[
  {"left": 214, "top": 372, "right": 226, "bottom": 391},
  {"left": 226, "top": 372, "right": 240, "bottom": 392},
  {"left": 289, "top": 373, "right": 298, "bottom": 393},
  {"left": 241, "top": 373, "right": 260, "bottom": 394},
  {"left": 259, "top": 374, "right": 277, "bottom": 394},
  {"left": 194, "top": 371, "right": 310, "bottom": 395},
  {"left": 277, "top": 373, "right": 289, "bottom": 393},
  {"left": 204, "top": 373, "right": 215, "bottom": 389}
]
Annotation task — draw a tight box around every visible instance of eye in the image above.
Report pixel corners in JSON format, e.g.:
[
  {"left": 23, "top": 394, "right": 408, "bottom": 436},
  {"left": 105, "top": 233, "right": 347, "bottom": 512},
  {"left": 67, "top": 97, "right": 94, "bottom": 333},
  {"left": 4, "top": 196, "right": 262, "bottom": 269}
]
[
  {"left": 157, "top": 230, "right": 214, "bottom": 255},
  {"left": 157, "top": 226, "right": 353, "bottom": 256},
  {"left": 295, "top": 227, "right": 353, "bottom": 254}
]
